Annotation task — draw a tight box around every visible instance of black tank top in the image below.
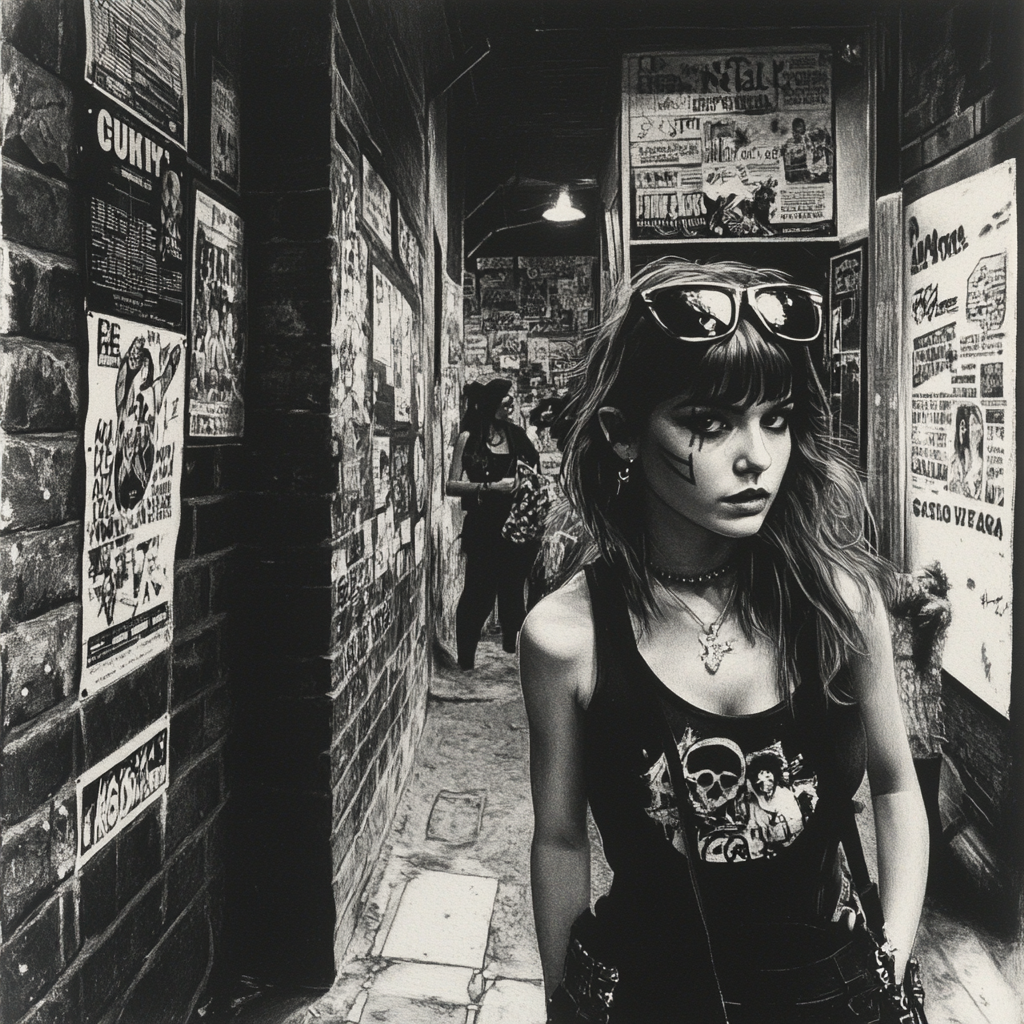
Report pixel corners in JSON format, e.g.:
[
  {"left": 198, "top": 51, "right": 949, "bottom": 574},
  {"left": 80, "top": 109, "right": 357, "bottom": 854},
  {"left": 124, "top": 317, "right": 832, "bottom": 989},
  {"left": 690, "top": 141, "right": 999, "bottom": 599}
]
[{"left": 582, "top": 561, "right": 865, "bottom": 1018}]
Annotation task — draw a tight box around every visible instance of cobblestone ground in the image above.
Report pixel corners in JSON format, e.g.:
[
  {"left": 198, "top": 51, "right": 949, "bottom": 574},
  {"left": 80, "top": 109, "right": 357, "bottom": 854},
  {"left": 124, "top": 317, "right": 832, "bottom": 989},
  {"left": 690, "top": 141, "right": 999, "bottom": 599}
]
[{"left": 209, "top": 637, "right": 1019, "bottom": 1024}]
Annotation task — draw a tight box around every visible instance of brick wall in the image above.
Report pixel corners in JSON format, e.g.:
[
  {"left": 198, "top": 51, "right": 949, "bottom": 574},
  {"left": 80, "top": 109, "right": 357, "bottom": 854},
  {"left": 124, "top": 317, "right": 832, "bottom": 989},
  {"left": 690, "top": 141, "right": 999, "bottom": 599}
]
[
  {"left": 232, "top": 0, "right": 452, "bottom": 983},
  {"left": 0, "top": 2, "right": 242, "bottom": 1022},
  {"left": 901, "top": 0, "right": 1024, "bottom": 175}
]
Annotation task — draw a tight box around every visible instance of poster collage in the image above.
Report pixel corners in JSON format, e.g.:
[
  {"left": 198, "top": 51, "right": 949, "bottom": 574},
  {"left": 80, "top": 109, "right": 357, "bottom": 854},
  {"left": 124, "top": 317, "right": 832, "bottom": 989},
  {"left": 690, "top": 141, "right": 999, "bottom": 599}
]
[
  {"left": 625, "top": 49, "right": 836, "bottom": 239},
  {"left": 463, "top": 256, "right": 595, "bottom": 476},
  {"left": 330, "top": 141, "right": 428, "bottom": 686},
  {"left": 78, "top": 1, "right": 244, "bottom": 850},
  {"left": 905, "top": 160, "right": 1017, "bottom": 717},
  {"left": 827, "top": 245, "right": 866, "bottom": 466}
]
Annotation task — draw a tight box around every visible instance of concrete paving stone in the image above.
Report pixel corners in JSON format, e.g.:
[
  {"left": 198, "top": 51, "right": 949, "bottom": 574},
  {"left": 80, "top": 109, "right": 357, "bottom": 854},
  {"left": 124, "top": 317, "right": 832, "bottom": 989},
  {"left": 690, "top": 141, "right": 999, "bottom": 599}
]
[
  {"left": 372, "top": 962, "right": 474, "bottom": 1003},
  {"left": 381, "top": 870, "right": 498, "bottom": 968},
  {"left": 358, "top": 991, "right": 466, "bottom": 1023},
  {"left": 483, "top": 882, "right": 543, "bottom": 981},
  {"left": 426, "top": 790, "right": 486, "bottom": 844},
  {"left": 475, "top": 978, "right": 546, "bottom": 1024}
]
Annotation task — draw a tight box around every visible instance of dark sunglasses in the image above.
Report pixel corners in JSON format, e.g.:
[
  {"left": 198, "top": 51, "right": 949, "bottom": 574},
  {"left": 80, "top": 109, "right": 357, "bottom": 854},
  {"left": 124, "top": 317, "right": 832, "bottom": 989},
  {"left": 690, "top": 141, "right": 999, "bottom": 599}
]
[{"left": 638, "top": 282, "right": 823, "bottom": 344}]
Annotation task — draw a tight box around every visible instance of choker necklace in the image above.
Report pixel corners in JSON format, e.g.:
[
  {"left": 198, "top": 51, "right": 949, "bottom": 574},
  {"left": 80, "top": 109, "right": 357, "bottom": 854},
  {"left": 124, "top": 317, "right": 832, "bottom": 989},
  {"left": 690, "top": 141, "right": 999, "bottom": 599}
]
[
  {"left": 658, "top": 582, "right": 736, "bottom": 674},
  {"left": 647, "top": 559, "right": 734, "bottom": 587}
]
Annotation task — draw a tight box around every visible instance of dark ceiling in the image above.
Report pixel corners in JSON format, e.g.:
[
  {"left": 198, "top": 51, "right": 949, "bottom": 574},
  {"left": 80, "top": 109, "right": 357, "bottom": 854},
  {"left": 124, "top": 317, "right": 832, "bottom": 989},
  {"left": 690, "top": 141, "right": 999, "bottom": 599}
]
[{"left": 447, "top": 0, "right": 891, "bottom": 259}]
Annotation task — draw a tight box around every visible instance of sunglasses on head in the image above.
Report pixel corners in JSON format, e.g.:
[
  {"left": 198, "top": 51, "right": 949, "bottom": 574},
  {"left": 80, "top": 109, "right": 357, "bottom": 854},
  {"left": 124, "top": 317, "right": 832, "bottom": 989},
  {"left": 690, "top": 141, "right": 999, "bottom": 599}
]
[{"left": 638, "top": 282, "right": 824, "bottom": 344}]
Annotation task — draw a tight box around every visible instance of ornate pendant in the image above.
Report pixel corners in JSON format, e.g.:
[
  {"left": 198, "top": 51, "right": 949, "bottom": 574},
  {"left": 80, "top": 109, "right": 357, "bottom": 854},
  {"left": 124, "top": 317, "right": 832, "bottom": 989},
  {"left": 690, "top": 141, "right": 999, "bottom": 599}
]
[{"left": 698, "top": 622, "right": 733, "bottom": 674}]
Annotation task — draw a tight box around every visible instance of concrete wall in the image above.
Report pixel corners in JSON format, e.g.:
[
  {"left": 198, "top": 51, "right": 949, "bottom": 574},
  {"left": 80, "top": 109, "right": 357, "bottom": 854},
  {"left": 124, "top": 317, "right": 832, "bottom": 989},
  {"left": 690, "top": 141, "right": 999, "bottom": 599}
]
[
  {"left": 0, "top": 2, "right": 242, "bottom": 1022},
  {"left": 233, "top": 0, "right": 453, "bottom": 983}
]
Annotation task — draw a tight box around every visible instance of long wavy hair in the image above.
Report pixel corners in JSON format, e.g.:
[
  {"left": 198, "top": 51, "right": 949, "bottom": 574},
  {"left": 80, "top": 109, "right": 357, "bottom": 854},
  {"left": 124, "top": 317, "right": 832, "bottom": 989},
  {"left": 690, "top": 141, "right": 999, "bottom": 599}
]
[{"left": 559, "top": 257, "right": 893, "bottom": 699}]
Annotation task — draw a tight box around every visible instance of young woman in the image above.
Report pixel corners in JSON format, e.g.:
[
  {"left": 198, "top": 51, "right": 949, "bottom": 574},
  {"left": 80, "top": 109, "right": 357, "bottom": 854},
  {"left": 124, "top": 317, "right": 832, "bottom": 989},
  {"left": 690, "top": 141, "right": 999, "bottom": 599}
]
[
  {"left": 520, "top": 258, "right": 929, "bottom": 1023},
  {"left": 447, "top": 378, "right": 541, "bottom": 668}
]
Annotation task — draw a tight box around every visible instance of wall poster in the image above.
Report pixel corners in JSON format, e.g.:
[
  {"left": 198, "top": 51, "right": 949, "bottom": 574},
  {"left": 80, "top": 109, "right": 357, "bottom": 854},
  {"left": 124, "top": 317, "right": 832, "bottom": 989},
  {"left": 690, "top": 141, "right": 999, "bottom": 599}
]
[
  {"left": 331, "top": 145, "right": 372, "bottom": 526},
  {"left": 624, "top": 49, "right": 835, "bottom": 239},
  {"left": 362, "top": 155, "right": 393, "bottom": 249},
  {"left": 373, "top": 268, "right": 414, "bottom": 427},
  {"left": 904, "top": 159, "right": 1016, "bottom": 716},
  {"left": 84, "top": 0, "right": 187, "bottom": 146},
  {"left": 76, "top": 715, "right": 170, "bottom": 870},
  {"left": 189, "top": 189, "right": 246, "bottom": 439},
  {"left": 827, "top": 244, "right": 866, "bottom": 466},
  {"left": 211, "top": 60, "right": 240, "bottom": 192},
  {"left": 81, "top": 313, "right": 185, "bottom": 697},
  {"left": 83, "top": 95, "right": 185, "bottom": 331},
  {"left": 444, "top": 273, "right": 465, "bottom": 366}
]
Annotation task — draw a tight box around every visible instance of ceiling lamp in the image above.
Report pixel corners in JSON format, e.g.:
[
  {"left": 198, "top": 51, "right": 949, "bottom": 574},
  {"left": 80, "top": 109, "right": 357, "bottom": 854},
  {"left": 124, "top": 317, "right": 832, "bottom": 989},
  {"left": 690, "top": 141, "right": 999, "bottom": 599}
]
[{"left": 542, "top": 190, "right": 585, "bottom": 223}]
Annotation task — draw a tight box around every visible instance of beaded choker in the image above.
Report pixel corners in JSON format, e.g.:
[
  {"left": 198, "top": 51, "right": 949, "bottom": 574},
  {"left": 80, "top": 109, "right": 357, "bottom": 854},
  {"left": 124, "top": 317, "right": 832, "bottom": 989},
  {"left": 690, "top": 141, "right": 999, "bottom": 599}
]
[{"left": 647, "top": 559, "right": 734, "bottom": 587}]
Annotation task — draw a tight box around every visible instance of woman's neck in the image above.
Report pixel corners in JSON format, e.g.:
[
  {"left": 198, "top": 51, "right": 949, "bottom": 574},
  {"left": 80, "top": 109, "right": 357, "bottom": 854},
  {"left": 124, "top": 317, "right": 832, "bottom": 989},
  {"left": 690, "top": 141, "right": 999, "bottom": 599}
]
[{"left": 643, "top": 492, "right": 738, "bottom": 575}]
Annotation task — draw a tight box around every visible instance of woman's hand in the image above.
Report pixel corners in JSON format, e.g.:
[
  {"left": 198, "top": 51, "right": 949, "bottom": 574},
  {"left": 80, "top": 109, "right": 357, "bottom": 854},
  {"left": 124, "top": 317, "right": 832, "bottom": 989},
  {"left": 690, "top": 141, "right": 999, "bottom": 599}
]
[{"left": 491, "top": 475, "right": 518, "bottom": 494}]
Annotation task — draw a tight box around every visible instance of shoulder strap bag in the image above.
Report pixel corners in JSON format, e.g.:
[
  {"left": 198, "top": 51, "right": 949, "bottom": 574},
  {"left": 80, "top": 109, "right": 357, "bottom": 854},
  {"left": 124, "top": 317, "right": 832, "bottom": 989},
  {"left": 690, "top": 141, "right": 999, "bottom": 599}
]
[{"left": 638, "top": 666, "right": 929, "bottom": 1024}]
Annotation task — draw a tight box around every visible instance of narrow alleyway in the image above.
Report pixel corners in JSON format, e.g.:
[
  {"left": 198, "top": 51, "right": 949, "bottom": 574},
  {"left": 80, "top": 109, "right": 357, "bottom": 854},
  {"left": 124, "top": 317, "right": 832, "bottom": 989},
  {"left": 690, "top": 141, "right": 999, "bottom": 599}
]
[{"left": 213, "top": 636, "right": 1018, "bottom": 1024}]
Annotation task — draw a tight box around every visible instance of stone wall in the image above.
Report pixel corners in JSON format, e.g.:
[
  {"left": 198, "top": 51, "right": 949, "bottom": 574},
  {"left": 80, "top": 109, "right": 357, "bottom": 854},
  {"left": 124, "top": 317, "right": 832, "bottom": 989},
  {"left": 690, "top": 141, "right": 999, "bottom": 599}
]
[
  {"left": 0, "top": 1, "right": 242, "bottom": 1022},
  {"left": 233, "top": 0, "right": 453, "bottom": 982}
]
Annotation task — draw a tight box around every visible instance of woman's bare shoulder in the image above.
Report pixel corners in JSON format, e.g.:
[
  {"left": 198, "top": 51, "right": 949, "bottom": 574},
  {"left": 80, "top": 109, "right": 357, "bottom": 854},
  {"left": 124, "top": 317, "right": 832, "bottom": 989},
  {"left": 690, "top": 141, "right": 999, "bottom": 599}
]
[
  {"left": 521, "top": 571, "right": 594, "bottom": 658},
  {"left": 832, "top": 565, "right": 882, "bottom": 620},
  {"left": 519, "top": 570, "right": 597, "bottom": 704}
]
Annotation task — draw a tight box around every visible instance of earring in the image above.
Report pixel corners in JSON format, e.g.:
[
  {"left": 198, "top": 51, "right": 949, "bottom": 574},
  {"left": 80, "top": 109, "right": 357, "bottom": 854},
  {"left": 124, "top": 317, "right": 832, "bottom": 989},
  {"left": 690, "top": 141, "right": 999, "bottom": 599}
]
[{"left": 616, "top": 458, "right": 635, "bottom": 496}]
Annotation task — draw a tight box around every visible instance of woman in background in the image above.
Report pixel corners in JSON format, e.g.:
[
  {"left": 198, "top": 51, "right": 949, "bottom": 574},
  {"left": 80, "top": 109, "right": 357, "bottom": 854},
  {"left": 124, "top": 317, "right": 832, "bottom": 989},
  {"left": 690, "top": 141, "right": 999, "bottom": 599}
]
[{"left": 447, "top": 378, "right": 540, "bottom": 669}]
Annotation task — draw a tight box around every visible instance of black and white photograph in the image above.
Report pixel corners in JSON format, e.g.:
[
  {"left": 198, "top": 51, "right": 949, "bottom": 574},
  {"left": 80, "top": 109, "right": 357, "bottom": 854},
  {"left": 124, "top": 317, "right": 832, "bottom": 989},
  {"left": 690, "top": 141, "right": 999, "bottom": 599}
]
[{"left": 0, "top": 2, "right": 1020, "bottom": 1024}]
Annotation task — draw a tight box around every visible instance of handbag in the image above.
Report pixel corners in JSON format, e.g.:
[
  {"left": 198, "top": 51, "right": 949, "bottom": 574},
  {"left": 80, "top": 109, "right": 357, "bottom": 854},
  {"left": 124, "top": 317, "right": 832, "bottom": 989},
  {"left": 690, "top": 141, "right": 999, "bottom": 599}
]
[{"left": 501, "top": 458, "right": 550, "bottom": 544}]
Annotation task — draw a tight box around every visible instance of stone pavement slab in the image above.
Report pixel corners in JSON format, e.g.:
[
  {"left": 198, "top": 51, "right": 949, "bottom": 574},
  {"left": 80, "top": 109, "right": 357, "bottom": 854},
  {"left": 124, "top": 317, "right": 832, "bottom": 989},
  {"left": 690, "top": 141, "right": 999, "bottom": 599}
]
[
  {"left": 371, "top": 963, "right": 474, "bottom": 1003},
  {"left": 357, "top": 991, "right": 467, "bottom": 1023},
  {"left": 476, "top": 978, "right": 546, "bottom": 1024},
  {"left": 426, "top": 790, "right": 486, "bottom": 844},
  {"left": 381, "top": 870, "right": 498, "bottom": 967}
]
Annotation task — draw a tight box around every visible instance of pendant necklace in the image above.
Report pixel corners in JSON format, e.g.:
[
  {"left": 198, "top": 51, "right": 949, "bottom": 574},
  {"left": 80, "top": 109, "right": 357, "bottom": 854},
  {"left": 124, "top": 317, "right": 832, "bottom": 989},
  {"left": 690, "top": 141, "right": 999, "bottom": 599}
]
[{"left": 658, "top": 581, "right": 736, "bottom": 674}]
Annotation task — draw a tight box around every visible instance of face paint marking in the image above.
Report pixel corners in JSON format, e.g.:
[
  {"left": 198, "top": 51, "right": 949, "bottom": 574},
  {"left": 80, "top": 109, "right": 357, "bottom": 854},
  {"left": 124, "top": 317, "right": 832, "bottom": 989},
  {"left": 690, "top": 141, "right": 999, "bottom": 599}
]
[{"left": 658, "top": 443, "right": 696, "bottom": 485}]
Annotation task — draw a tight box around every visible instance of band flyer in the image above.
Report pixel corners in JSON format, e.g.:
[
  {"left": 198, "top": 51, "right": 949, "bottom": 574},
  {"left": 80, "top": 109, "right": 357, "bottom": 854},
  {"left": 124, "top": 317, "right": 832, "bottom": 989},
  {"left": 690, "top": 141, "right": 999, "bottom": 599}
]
[
  {"left": 84, "top": 0, "right": 187, "bottom": 147},
  {"left": 828, "top": 246, "right": 866, "bottom": 465},
  {"left": 211, "top": 61, "right": 241, "bottom": 192},
  {"left": 904, "top": 159, "right": 1016, "bottom": 716},
  {"left": 83, "top": 94, "right": 185, "bottom": 331},
  {"left": 76, "top": 715, "right": 170, "bottom": 870},
  {"left": 189, "top": 190, "right": 246, "bottom": 439},
  {"left": 363, "top": 155, "right": 393, "bottom": 249},
  {"left": 625, "top": 49, "right": 835, "bottom": 239},
  {"left": 81, "top": 313, "right": 185, "bottom": 696}
]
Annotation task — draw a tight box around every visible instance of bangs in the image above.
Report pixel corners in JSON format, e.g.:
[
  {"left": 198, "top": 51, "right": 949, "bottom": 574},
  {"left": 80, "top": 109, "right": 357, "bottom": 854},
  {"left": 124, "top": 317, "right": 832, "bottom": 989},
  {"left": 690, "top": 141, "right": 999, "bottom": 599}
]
[
  {"left": 694, "top": 320, "right": 795, "bottom": 408},
  {"left": 609, "top": 318, "right": 796, "bottom": 421}
]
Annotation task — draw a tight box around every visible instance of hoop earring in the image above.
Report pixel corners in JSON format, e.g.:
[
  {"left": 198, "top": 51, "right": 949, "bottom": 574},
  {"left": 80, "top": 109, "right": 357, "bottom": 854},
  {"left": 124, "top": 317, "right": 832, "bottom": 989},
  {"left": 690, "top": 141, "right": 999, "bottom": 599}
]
[{"left": 616, "top": 457, "right": 635, "bottom": 496}]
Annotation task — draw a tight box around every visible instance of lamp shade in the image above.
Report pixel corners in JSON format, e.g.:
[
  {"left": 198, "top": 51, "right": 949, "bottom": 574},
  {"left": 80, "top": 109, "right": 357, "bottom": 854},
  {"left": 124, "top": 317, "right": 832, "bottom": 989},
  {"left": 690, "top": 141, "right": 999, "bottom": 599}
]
[{"left": 542, "top": 190, "right": 585, "bottom": 222}]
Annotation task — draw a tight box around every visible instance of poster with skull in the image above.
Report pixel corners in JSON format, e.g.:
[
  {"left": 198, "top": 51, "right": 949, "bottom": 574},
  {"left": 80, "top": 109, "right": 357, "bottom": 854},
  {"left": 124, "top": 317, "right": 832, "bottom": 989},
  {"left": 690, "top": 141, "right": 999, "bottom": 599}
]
[{"left": 81, "top": 313, "right": 185, "bottom": 696}]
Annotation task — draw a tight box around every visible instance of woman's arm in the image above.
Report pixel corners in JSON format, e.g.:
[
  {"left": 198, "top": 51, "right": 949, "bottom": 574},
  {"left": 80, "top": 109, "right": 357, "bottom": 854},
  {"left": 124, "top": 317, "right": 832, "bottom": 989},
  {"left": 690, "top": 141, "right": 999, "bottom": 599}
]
[
  {"left": 445, "top": 431, "right": 517, "bottom": 497},
  {"left": 519, "top": 580, "right": 595, "bottom": 998},
  {"left": 445, "top": 431, "right": 484, "bottom": 498},
  {"left": 844, "top": 578, "right": 929, "bottom": 980}
]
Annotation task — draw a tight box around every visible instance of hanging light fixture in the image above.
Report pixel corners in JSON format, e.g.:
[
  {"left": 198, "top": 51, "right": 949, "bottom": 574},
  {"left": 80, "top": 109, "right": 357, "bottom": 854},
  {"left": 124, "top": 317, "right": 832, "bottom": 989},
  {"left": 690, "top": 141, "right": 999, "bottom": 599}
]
[{"left": 542, "top": 189, "right": 585, "bottom": 223}]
